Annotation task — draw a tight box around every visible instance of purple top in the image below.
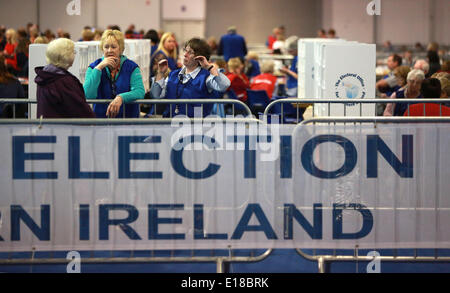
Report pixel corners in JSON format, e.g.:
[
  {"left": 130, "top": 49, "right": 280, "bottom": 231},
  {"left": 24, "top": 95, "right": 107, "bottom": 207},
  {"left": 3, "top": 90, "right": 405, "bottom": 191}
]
[{"left": 35, "top": 64, "right": 95, "bottom": 118}]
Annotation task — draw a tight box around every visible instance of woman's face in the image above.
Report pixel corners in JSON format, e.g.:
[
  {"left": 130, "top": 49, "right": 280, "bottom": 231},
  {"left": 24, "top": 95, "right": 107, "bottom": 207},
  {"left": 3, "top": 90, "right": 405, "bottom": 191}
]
[
  {"left": 5, "top": 31, "right": 12, "bottom": 42},
  {"left": 102, "top": 37, "right": 121, "bottom": 59},
  {"left": 407, "top": 78, "right": 422, "bottom": 93},
  {"left": 164, "top": 36, "right": 176, "bottom": 52},
  {"left": 396, "top": 75, "right": 406, "bottom": 87},
  {"left": 182, "top": 46, "right": 197, "bottom": 68}
]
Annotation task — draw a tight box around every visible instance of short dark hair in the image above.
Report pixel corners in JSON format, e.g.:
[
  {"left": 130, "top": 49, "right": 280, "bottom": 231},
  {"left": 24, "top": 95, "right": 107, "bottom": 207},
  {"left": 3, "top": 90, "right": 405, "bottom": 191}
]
[
  {"left": 109, "top": 25, "right": 121, "bottom": 32},
  {"left": 392, "top": 54, "right": 403, "bottom": 66},
  {"left": 421, "top": 78, "right": 441, "bottom": 98},
  {"left": 185, "top": 38, "right": 211, "bottom": 61},
  {"left": 144, "top": 29, "right": 160, "bottom": 44}
]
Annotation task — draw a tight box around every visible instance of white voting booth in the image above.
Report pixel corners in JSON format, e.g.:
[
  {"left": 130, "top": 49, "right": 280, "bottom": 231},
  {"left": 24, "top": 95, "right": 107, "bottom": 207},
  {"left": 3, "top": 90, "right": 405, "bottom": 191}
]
[
  {"left": 28, "top": 39, "right": 150, "bottom": 119},
  {"left": 298, "top": 38, "right": 376, "bottom": 117}
]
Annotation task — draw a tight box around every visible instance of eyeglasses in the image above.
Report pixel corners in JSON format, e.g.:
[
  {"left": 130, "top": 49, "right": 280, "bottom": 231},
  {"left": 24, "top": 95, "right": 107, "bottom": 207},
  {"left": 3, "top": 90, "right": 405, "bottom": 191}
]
[{"left": 183, "top": 48, "right": 195, "bottom": 55}]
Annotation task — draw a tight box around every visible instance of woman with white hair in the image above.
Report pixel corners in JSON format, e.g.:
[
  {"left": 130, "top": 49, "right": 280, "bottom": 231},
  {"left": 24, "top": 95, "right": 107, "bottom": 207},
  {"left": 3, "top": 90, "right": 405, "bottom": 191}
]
[
  {"left": 35, "top": 38, "right": 95, "bottom": 118},
  {"left": 279, "top": 36, "right": 299, "bottom": 97},
  {"left": 383, "top": 69, "right": 425, "bottom": 116},
  {"left": 250, "top": 60, "right": 277, "bottom": 99},
  {"left": 84, "top": 29, "right": 145, "bottom": 118}
]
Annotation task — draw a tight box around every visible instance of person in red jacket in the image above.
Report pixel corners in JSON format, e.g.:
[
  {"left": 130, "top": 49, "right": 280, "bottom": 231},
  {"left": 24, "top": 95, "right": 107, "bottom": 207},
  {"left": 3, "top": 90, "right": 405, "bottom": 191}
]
[
  {"left": 3, "top": 29, "right": 19, "bottom": 73},
  {"left": 226, "top": 57, "right": 249, "bottom": 102},
  {"left": 250, "top": 60, "right": 278, "bottom": 99}
]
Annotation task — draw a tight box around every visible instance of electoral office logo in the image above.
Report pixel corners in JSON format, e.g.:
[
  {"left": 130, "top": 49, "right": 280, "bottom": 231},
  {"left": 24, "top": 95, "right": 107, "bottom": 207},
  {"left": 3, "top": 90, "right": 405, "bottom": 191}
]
[{"left": 334, "top": 73, "right": 366, "bottom": 106}]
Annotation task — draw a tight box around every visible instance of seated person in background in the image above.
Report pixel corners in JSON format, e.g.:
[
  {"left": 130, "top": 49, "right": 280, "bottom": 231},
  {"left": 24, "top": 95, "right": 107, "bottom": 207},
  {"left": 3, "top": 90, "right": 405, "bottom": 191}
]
[
  {"left": 402, "top": 50, "right": 415, "bottom": 68},
  {"left": 379, "top": 65, "right": 410, "bottom": 98},
  {"left": 34, "top": 36, "right": 49, "bottom": 44},
  {"left": 245, "top": 51, "right": 260, "bottom": 80},
  {"left": 317, "top": 29, "right": 327, "bottom": 38},
  {"left": 267, "top": 27, "right": 279, "bottom": 50},
  {"left": 382, "top": 41, "right": 393, "bottom": 53},
  {"left": 0, "top": 54, "right": 26, "bottom": 118},
  {"left": 404, "top": 78, "right": 450, "bottom": 116},
  {"left": 84, "top": 29, "right": 145, "bottom": 118},
  {"left": 226, "top": 57, "right": 250, "bottom": 102},
  {"left": 144, "top": 29, "right": 160, "bottom": 57},
  {"left": 383, "top": 69, "right": 425, "bottom": 116},
  {"left": 279, "top": 36, "right": 299, "bottom": 97},
  {"left": 150, "top": 32, "right": 179, "bottom": 78},
  {"left": 81, "top": 28, "right": 94, "bottom": 41},
  {"left": 150, "top": 37, "right": 230, "bottom": 117},
  {"left": 376, "top": 54, "right": 402, "bottom": 96},
  {"left": 35, "top": 38, "right": 95, "bottom": 118},
  {"left": 207, "top": 36, "right": 218, "bottom": 55},
  {"left": 413, "top": 59, "right": 430, "bottom": 77},
  {"left": 15, "top": 38, "right": 30, "bottom": 78},
  {"left": 214, "top": 59, "right": 227, "bottom": 72},
  {"left": 250, "top": 60, "right": 277, "bottom": 99},
  {"left": 431, "top": 72, "right": 450, "bottom": 103},
  {"left": 3, "top": 29, "right": 18, "bottom": 74},
  {"left": 426, "top": 50, "right": 441, "bottom": 77},
  {"left": 272, "top": 33, "right": 286, "bottom": 55},
  {"left": 439, "top": 60, "right": 450, "bottom": 74},
  {"left": 327, "top": 28, "right": 337, "bottom": 39}
]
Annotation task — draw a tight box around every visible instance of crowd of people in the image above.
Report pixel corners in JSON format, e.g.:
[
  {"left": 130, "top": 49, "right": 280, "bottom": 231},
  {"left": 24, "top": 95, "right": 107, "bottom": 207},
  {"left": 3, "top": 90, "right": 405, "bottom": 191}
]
[
  {"left": 0, "top": 22, "right": 449, "bottom": 119},
  {"left": 376, "top": 44, "right": 450, "bottom": 116}
]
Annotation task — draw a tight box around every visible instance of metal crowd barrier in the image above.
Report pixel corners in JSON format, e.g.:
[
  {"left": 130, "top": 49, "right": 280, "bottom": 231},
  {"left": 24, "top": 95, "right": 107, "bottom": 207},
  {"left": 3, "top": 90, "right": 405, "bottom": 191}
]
[
  {"left": 0, "top": 117, "right": 271, "bottom": 273},
  {"left": 2, "top": 106, "right": 450, "bottom": 272},
  {"left": 295, "top": 116, "right": 450, "bottom": 273},
  {"left": 0, "top": 98, "right": 253, "bottom": 119},
  {"left": 264, "top": 98, "right": 450, "bottom": 124}
]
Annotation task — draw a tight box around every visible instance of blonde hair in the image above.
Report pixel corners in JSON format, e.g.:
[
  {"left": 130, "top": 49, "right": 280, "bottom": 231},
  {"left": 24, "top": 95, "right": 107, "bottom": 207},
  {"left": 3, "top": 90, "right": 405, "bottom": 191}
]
[
  {"left": 246, "top": 51, "right": 259, "bottom": 60},
  {"left": 46, "top": 38, "right": 75, "bottom": 70},
  {"left": 100, "top": 29, "right": 125, "bottom": 54},
  {"left": 156, "top": 32, "right": 177, "bottom": 60},
  {"left": 407, "top": 69, "right": 425, "bottom": 82},
  {"left": 393, "top": 65, "right": 411, "bottom": 86},
  {"left": 260, "top": 60, "right": 274, "bottom": 74},
  {"left": 227, "top": 57, "right": 242, "bottom": 72},
  {"left": 82, "top": 28, "right": 94, "bottom": 41},
  {"left": 6, "top": 28, "right": 17, "bottom": 44},
  {"left": 432, "top": 72, "right": 450, "bottom": 97},
  {"left": 34, "top": 36, "right": 49, "bottom": 44}
]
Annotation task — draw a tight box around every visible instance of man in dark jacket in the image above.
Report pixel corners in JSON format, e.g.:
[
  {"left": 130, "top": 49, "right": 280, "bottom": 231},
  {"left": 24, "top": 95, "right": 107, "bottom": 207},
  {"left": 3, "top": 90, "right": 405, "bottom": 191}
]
[
  {"left": 35, "top": 38, "right": 95, "bottom": 118},
  {"left": 218, "top": 26, "right": 247, "bottom": 62}
]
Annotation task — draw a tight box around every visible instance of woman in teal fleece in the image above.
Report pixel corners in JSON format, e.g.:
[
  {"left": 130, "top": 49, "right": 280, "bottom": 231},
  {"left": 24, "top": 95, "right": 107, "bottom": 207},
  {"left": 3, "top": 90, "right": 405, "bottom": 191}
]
[{"left": 84, "top": 29, "right": 145, "bottom": 118}]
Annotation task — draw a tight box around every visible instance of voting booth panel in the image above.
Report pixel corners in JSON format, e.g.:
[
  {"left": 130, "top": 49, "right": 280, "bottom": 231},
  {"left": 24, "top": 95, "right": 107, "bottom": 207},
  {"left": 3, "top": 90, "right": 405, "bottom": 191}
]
[{"left": 297, "top": 38, "right": 376, "bottom": 117}]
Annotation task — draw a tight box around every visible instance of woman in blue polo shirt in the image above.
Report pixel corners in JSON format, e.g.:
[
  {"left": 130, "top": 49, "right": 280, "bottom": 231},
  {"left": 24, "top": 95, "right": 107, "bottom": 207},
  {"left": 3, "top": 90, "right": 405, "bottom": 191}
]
[
  {"left": 84, "top": 29, "right": 145, "bottom": 118},
  {"left": 150, "top": 38, "right": 230, "bottom": 117},
  {"left": 150, "top": 32, "right": 180, "bottom": 79}
]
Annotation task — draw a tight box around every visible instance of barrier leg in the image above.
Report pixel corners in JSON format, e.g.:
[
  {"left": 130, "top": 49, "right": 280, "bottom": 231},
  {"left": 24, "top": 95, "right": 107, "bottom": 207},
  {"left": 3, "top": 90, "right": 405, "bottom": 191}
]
[{"left": 318, "top": 256, "right": 327, "bottom": 273}]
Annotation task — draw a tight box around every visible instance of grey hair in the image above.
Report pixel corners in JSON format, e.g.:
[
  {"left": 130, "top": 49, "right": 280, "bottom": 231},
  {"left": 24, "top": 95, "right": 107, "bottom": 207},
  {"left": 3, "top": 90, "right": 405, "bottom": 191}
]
[
  {"left": 414, "top": 59, "right": 430, "bottom": 74},
  {"left": 407, "top": 69, "right": 425, "bottom": 82},
  {"left": 261, "top": 60, "right": 275, "bottom": 73},
  {"left": 285, "top": 35, "right": 299, "bottom": 51},
  {"left": 46, "top": 38, "right": 75, "bottom": 69}
]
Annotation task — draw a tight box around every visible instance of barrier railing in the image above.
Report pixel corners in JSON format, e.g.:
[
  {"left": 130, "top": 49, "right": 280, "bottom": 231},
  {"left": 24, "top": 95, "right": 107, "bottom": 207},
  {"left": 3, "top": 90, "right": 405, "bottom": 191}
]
[
  {"left": 264, "top": 98, "right": 450, "bottom": 124},
  {"left": 2, "top": 114, "right": 450, "bottom": 272},
  {"left": 295, "top": 116, "right": 450, "bottom": 273},
  {"left": 0, "top": 98, "right": 253, "bottom": 118},
  {"left": 0, "top": 117, "right": 270, "bottom": 273}
]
